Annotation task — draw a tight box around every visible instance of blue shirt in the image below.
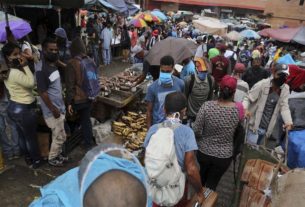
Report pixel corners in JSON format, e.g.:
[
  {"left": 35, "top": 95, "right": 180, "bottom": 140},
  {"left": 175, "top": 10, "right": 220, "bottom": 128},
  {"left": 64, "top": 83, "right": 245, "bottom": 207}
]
[
  {"left": 180, "top": 61, "right": 196, "bottom": 80},
  {"left": 100, "top": 27, "right": 113, "bottom": 49},
  {"left": 144, "top": 120, "right": 198, "bottom": 168},
  {"left": 145, "top": 76, "right": 184, "bottom": 125}
]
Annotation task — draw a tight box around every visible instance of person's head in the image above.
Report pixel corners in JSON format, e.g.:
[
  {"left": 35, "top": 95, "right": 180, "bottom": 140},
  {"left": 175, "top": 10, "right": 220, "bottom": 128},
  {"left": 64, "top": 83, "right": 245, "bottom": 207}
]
[
  {"left": 218, "top": 44, "right": 227, "bottom": 55},
  {"left": 54, "top": 28, "right": 67, "bottom": 47},
  {"left": 84, "top": 170, "right": 147, "bottom": 207},
  {"left": 252, "top": 49, "right": 261, "bottom": 59},
  {"left": 196, "top": 36, "right": 203, "bottom": 44},
  {"left": 1, "top": 42, "right": 21, "bottom": 68},
  {"left": 251, "top": 57, "right": 262, "bottom": 69},
  {"left": 42, "top": 37, "right": 59, "bottom": 63},
  {"left": 182, "top": 58, "right": 191, "bottom": 65},
  {"left": 152, "top": 30, "right": 159, "bottom": 37},
  {"left": 123, "top": 24, "right": 127, "bottom": 30},
  {"left": 208, "top": 48, "right": 220, "bottom": 60},
  {"left": 70, "top": 37, "right": 86, "bottom": 57},
  {"left": 164, "top": 92, "right": 187, "bottom": 120},
  {"left": 194, "top": 57, "right": 208, "bottom": 80},
  {"left": 219, "top": 75, "right": 237, "bottom": 101},
  {"left": 106, "top": 22, "right": 112, "bottom": 28},
  {"left": 160, "top": 55, "right": 174, "bottom": 72},
  {"left": 271, "top": 63, "right": 289, "bottom": 88},
  {"left": 233, "top": 63, "right": 246, "bottom": 78}
]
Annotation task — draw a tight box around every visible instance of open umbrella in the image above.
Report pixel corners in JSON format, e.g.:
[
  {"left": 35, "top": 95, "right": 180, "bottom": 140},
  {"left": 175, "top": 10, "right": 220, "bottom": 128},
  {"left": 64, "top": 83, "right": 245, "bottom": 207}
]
[
  {"left": 240, "top": 29, "right": 260, "bottom": 39},
  {"left": 145, "top": 37, "right": 197, "bottom": 65},
  {"left": 258, "top": 27, "right": 305, "bottom": 45},
  {"left": 226, "top": 31, "right": 241, "bottom": 41},
  {"left": 129, "top": 18, "right": 147, "bottom": 28},
  {"left": 0, "top": 11, "right": 32, "bottom": 42},
  {"left": 151, "top": 10, "right": 167, "bottom": 21}
]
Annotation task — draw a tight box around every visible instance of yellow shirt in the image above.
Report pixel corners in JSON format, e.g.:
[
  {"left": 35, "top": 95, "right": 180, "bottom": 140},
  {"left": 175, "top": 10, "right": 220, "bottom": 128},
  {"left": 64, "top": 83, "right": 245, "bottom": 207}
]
[{"left": 4, "top": 66, "right": 35, "bottom": 104}]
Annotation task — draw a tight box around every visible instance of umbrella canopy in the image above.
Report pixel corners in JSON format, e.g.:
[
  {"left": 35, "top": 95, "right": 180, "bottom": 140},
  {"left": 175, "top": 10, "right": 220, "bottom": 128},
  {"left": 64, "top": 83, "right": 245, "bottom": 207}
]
[
  {"left": 240, "top": 29, "right": 260, "bottom": 39},
  {"left": 151, "top": 10, "right": 167, "bottom": 21},
  {"left": 0, "top": 11, "right": 32, "bottom": 42},
  {"left": 226, "top": 31, "right": 241, "bottom": 41},
  {"left": 192, "top": 18, "right": 228, "bottom": 36},
  {"left": 145, "top": 37, "right": 197, "bottom": 65},
  {"left": 129, "top": 18, "right": 147, "bottom": 28},
  {"left": 1, "top": 0, "right": 84, "bottom": 8},
  {"left": 135, "top": 12, "right": 160, "bottom": 23}
]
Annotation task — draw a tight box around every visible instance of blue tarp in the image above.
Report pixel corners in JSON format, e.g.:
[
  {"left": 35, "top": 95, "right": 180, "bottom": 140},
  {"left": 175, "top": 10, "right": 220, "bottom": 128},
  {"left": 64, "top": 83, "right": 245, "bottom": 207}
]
[
  {"left": 84, "top": 0, "right": 139, "bottom": 15},
  {"left": 277, "top": 54, "right": 296, "bottom": 65},
  {"left": 287, "top": 129, "right": 305, "bottom": 169}
]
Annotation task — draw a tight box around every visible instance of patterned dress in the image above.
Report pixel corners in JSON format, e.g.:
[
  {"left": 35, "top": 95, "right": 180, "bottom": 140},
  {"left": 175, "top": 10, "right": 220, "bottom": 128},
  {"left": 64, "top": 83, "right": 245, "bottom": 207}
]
[{"left": 193, "top": 101, "right": 240, "bottom": 158}]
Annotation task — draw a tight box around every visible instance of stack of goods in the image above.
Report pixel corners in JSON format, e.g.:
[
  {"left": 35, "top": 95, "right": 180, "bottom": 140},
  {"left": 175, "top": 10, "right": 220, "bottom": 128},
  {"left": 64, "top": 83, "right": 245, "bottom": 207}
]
[
  {"left": 99, "top": 69, "right": 141, "bottom": 96},
  {"left": 112, "top": 111, "right": 147, "bottom": 152}
]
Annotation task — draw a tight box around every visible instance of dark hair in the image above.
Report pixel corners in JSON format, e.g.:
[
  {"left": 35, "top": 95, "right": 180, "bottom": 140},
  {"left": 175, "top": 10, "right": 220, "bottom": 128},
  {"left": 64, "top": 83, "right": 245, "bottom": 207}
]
[
  {"left": 164, "top": 92, "right": 187, "bottom": 114},
  {"left": 160, "top": 55, "right": 174, "bottom": 67},
  {"left": 1, "top": 42, "right": 20, "bottom": 62},
  {"left": 219, "top": 87, "right": 235, "bottom": 100},
  {"left": 42, "top": 37, "right": 57, "bottom": 49}
]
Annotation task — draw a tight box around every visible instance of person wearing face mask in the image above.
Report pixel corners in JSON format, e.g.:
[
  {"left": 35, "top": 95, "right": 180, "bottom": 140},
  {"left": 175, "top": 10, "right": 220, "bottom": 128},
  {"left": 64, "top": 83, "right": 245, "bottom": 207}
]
[
  {"left": 36, "top": 38, "right": 68, "bottom": 167},
  {"left": 144, "top": 92, "right": 205, "bottom": 207},
  {"left": 243, "top": 63, "right": 293, "bottom": 145},
  {"left": 145, "top": 56, "right": 185, "bottom": 128},
  {"left": 185, "top": 57, "right": 214, "bottom": 124},
  {"left": 242, "top": 57, "right": 270, "bottom": 89},
  {"left": 2, "top": 42, "right": 42, "bottom": 168},
  {"left": 54, "top": 28, "right": 71, "bottom": 69}
]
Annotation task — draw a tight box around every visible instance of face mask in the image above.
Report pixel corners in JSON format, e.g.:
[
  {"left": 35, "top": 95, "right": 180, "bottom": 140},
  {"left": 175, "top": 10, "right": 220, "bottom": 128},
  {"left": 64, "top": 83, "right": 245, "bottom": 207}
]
[
  {"left": 273, "top": 75, "right": 287, "bottom": 87},
  {"left": 197, "top": 71, "right": 207, "bottom": 80},
  {"left": 10, "top": 58, "right": 21, "bottom": 68},
  {"left": 159, "top": 72, "right": 173, "bottom": 86},
  {"left": 44, "top": 52, "right": 59, "bottom": 62}
]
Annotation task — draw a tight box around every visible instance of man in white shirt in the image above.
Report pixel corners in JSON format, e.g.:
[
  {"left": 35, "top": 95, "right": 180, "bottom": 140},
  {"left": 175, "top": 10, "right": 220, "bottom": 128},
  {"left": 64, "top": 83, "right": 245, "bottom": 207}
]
[
  {"left": 100, "top": 22, "right": 113, "bottom": 65},
  {"left": 195, "top": 35, "right": 207, "bottom": 58}
]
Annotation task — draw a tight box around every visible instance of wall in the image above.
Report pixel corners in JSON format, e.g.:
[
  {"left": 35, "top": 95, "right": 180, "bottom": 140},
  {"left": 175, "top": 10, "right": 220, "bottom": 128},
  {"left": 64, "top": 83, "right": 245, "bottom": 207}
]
[
  {"left": 265, "top": 0, "right": 305, "bottom": 22},
  {"left": 150, "top": 0, "right": 268, "bottom": 11}
]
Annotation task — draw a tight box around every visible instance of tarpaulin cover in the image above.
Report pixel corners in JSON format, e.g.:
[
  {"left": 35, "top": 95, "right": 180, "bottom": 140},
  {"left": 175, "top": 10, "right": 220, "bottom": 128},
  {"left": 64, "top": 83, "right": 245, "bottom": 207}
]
[
  {"left": 192, "top": 17, "right": 228, "bottom": 36},
  {"left": 259, "top": 27, "right": 305, "bottom": 45},
  {"left": 277, "top": 54, "right": 296, "bottom": 65},
  {"left": 287, "top": 129, "right": 305, "bottom": 169}
]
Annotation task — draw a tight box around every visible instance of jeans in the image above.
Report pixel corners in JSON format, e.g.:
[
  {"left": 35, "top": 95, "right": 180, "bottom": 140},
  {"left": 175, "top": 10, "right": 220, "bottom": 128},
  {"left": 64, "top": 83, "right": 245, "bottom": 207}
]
[
  {"left": 7, "top": 101, "right": 41, "bottom": 162},
  {"left": 91, "top": 44, "right": 100, "bottom": 66},
  {"left": 74, "top": 102, "right": 94, "bottom": 147},
  {"left": 246, "top": 128, "right": 266, "bottom": 145},
  {"left": 0, "top": 103, "right": 19, "bottom": 158},
  {"left": 197, "top": 151, "right": 232, "bottom": 191},
  {"left": 102, "top": 48, "right": 111, "bottom": 65},
  {"left": 44, "top": 114, "right": 66, "bottom": 160}
]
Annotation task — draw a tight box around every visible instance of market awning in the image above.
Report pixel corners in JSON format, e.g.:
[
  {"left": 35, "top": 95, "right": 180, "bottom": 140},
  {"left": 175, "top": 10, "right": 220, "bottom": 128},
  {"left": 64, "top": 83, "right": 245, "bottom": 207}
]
[
  {"left": 192, "top": 17, "right": 228, "bottom": 36},
  {"left": 258, "top": 27, "right": 305, "bottom": 45},
  {"left": 1, "top": 0, "right": 85, "bottom": 8}
]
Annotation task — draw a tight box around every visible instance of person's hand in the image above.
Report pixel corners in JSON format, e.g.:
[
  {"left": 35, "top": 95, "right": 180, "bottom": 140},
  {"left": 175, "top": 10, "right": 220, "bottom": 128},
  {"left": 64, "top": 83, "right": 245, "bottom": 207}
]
[
  {"left": 52, "top": 107, "right": 60, "bottom": 119},
  {"left": 283, "top": 124, "right": 293, "bottom": 131},
  {"left": 245, "top": 110, "right": 252, "bottom": 118},
  {"left": 19, "top": 56, "right": 28, "bottom": 67},
  {"left": 196, "top": 190, "right": 205, "bottom": 206},
  {"left": 68, "top": 105, "right": 74, "bottom": 116}
]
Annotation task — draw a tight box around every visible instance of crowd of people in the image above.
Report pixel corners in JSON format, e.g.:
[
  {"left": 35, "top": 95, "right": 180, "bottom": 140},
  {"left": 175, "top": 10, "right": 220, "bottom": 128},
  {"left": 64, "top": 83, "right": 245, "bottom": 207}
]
[{"left": 1, "top": 10, "right": 305, "bottom": 206}]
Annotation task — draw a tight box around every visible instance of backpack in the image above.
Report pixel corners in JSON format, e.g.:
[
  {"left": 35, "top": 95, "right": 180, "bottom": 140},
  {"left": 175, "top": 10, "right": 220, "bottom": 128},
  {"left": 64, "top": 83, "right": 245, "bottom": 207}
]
[
  {"left": 145, "top": 122, "right": 186, "bottom": 206},
  {"left": 76, "top": 56, "right": 100, "bottom": 100},
  {"left": 239, "top": 50, "right": 250, "bottom": 65},
  {"left": 188, "top": 73, "right": 213, "bottom": 100}
]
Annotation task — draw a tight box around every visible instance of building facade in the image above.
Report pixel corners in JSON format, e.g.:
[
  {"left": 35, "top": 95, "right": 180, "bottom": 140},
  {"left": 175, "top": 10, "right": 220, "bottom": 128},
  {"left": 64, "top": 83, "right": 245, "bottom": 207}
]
[
  {"left": 264, "top": 0, "right": 305, "bottom": 27},
  {"left": 144, "top": 0, "right": 268, "bottom": 16}
]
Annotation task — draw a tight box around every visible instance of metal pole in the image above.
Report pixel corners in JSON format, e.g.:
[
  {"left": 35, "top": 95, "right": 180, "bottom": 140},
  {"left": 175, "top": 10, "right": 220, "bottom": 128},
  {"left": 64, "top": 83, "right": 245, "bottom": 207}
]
[{"left": 58, "top": 8, "right": 62, "bottom": 28}]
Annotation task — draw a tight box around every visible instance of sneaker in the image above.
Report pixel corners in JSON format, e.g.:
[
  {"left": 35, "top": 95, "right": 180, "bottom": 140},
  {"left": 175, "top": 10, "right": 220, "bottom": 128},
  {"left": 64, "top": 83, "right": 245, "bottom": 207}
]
[
  {"left": 31, "top": 160, "right": 43, "bottom": 169},
  {"left": 48, "top": 157, "right": 64, "bottom": 167},
  {"left": 58, "top": 154, "right": 69, "bottom": 162}
]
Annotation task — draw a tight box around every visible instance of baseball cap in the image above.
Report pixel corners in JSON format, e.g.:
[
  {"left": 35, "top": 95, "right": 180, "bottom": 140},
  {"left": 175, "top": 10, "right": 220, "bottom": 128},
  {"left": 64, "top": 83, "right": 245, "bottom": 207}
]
[
  {"left": 54, "top": 28, "right": 67, "bottom": 39},
  {"left": 220, "top": 75, "right": 237, "bottom": 91},
  {"left": 274, "top": 63, "right": 289, "bottom": 76},
  {"left": 152, "top": 30, "right": 159, "bottom": 36},
  {"left": 234, "top": 63, "right": 246, "bottom": 73}
]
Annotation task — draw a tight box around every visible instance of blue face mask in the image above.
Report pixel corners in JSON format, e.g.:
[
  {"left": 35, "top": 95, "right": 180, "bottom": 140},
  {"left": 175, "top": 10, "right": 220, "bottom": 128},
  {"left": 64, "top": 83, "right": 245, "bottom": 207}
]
[
  {"left": 197, "top": 71, "right": 207, "bottom": 80},
  {"left": 159, "top": 72, "right": 173, "bottom": 85}
]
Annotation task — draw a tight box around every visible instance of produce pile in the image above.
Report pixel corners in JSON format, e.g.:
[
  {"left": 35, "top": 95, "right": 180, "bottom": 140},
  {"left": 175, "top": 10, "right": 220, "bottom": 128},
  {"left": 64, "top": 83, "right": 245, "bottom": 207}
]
[
  {"left": 112, "top": 111, "right": 147, "bottom": 152},
  {"left": 99, "top": 69, "right": 141, "bottom": 96}
]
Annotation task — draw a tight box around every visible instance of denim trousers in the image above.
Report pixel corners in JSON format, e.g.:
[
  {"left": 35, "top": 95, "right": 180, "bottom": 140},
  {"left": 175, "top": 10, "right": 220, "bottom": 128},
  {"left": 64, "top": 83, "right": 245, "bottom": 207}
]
[
  {"left": 0, "top": 102, "right": 20, "bottom": 158},
  {"left": 91, "top": 44, "right": 100, "bottom": 66},
  {"left": 102, "top": 48, "right": 111, "bottom": 65},
  {"left": 7, "top": 101, "right": 41, "bottom": 162},
  {"left": 246, "top": 128, "right": 267, "bottom": 145},
  {"left": 74, "top": 102, "right": 94, "bottom": 147}
]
